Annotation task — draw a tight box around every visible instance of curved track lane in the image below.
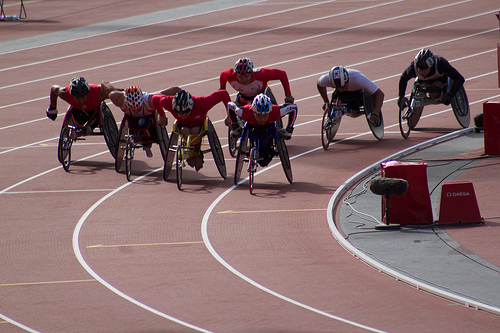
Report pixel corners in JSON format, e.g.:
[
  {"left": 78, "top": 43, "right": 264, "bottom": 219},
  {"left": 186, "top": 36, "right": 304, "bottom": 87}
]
[{"left": 1, "top": 0, "right": 500, "bottom": 332}]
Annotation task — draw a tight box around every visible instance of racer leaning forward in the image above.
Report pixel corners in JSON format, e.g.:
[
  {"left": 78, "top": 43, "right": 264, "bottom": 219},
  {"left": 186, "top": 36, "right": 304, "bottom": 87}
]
[
  {"left": 220, "top": 57, "right": 295, "bottom": 139},
  {"left": 226, "top": 93, "right": 298, "bottom": 167},
  {"left": 398, "top": 49, "right": 465, "bottom": 110},
  {"left": 46, "top": 77, "right": 117, "bottom": 133},
  {"left": 317, "top": 66, "right": 384, "bottom": 124},
  {"left": 151, "top": 89, "right": 231, "bottom": 171}
]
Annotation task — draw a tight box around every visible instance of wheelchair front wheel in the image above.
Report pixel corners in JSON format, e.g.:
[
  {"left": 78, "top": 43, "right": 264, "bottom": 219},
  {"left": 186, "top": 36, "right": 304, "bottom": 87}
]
[
  {"left": 58, "top": 125, "right": 72, "bottom": 171},
  {"left": 125, "top": 136, "right": 134, "bottom": 182},
  {"left": 248, "top": 147, "right": 257, "bottom": 194},
  {"left": 398, "top": 97, "right": 412, "bottom": 139},
  {"left": 207, "top": 120, "right": 226, "bottom": 179},
  {"left": 100, "top": 104, "right": 119, "bottom": 159},
  {"left": 276, "top": 136, "right": 293, "bottom": 183},
  {"left": 163, "top": 132, "right": 178, "bottom": 181},
  {"left": 176, "top": 144, "right": 183, "bottom": 190},
  {"left": 363, "top": 93, "right": 384, "bottom": 140},
  {"left": 234, "top": 132, "right": 248, "bottom": 185},
  {"left": 451, "top": 86, "right": 470, "bottom": 128},
  {"left": 321, "top": 108, "right": 340, "bottom": 150}
]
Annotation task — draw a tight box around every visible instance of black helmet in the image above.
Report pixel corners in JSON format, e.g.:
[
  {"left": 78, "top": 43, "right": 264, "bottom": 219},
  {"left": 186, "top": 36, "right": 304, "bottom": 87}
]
[
  {"left": 414, "top": 49, "right": 434, "bottom": 69},
  {"left": 172, "top": 90, "right": 194, "bottom": 115},
  {"left": 69, "top": 77, "right": 90, "bottom": 97}
]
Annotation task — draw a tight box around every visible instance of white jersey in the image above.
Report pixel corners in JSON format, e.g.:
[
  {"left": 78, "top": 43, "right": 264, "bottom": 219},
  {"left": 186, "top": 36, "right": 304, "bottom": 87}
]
[{"left": 317, "top": 69, "right": 378, "bottom": 95}]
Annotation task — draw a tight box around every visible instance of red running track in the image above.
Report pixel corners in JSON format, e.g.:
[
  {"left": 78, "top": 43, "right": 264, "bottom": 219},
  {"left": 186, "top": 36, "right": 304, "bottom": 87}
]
[{"left": 1, "top": 0, "right": 500, "bottom": 332}]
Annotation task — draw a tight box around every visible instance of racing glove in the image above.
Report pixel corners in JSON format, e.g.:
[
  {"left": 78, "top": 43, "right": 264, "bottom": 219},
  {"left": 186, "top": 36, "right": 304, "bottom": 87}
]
[
  {"left": 46, "top": 106, "right": 58, "bottom": 121},
  {"left": 441, "top": 93, "right": 452, "bottom": 106}
]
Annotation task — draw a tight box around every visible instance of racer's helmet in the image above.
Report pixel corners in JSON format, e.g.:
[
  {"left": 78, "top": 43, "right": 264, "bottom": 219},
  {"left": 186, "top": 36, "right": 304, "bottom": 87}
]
[
  {"left": 414, "top": 49, "right": 434, "bottom": 69},
  {"left": 124, "top": 86, "right": 144, "bottom": 111},
  {"left": 252, "top": 94, "right": 272, "bottom": 115},
  {"left": 234, "top": 57, "right": 254, "bottom": 76},
  {"left": 329, "top": 66, "right": 349, "bottom": 88},
  {"left": 172, "top": 90, "right": 194, "bottom": 115},
  {"left": 69, "top": 77, "right": 90, "bottom": 97}
]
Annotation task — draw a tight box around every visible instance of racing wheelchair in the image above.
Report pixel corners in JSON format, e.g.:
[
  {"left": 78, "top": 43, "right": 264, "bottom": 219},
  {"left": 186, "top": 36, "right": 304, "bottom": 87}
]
[
  {"left": 57, "top": 102, "right": 119, "bottom": 171},
  {"left": 114, "top": 112, "right": 169, "bottom": 181},
  {"left": 321, "top": 89, "right": 384, "bottom": 150},
  {"left": 228, "top": 87, "right": 283, "bottom": 158},
  {"left": 234, "top": 121, "right": 292, "bottom": 195},
  {"left": 163, "top": 118, "right": 226, "bottom": 190},
  {"left": 398, "top": 78, "right": 470, "bottom": 139}
]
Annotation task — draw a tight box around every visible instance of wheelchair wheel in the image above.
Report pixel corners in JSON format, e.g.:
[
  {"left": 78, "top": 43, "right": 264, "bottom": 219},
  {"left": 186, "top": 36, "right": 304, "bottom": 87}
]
[
  {"left": 228, "top": 126, "right": 238, "bottom": 158},
  {"left": 176, "top": 144, "right": 183, "bottom": 190},
  {"left": 156, "top": 124, "right": 169, "bottom": 161},
  {"left": 163, "top": 132, "right": 178, "bottom": 181},
  {"left": 58, "top": 125, "right": 72, "bottom": 172},
  {"left": 398, "top": 97, "right": 412, "bottom": 139},
  {"left": 363, "top": 93, "right": 384, "bottom": 140},
  {"left": 115, "top": 118, "right": 129, "bottom": 172},
  {"left": 321, "top": 108, "right": 340, "bottom": 150},
  {"left": 248, "top": 147, "right": 257, "bottom": 194},
  {"left": 207, "top": 119, "right": 226, "bottom": 179},
  {"left": 100, "top": 103, "right": 119, "bottom": 159},
  {"left": 276, "top": 136, "right": 293, "bottom": 183},
  {"left": 264, "top": 87, "right": 278, "bottom": 105},
  {"left": 451, "top": 86, "right": 470, "bottom": 128},
  {"left": 125, "top": 136, "right": 134, "bottom": 182},
  {"left": 234, "top": 131, "right": 248, "bottom": 185}
]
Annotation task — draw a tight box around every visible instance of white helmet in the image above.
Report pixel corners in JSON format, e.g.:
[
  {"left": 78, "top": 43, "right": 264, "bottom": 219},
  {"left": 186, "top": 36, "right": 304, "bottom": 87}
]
[{"left": 329, "top": 66, "right": 349, "bottom": 88}]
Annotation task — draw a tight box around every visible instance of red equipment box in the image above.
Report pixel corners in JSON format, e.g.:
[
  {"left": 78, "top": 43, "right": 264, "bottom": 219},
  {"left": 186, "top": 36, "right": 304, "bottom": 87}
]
[
  {"left": 483, "top": 101, "right": 500, "bottom": 155},
  {"left": 380, "top": 161, "right": 433, "bottom": 225},
  {"left": 436, "top": 181, "right": 482, "bottom": 225}
]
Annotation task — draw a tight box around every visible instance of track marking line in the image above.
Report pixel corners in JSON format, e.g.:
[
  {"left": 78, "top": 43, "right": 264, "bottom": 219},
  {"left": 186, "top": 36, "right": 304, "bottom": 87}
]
[
  {"left": 86, "top": 241, "right": 203, "bottom": 248},
  {"left": 0, "top": 279, "right": 96, "bottom": 287},
  {"left": 218, "top": 208, "right": 326, "bottom": 214}
]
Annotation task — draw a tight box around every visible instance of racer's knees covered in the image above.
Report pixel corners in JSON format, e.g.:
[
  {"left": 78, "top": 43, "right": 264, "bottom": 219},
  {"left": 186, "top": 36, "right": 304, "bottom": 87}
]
[
  {"left": 46, "top": 106, "right": 58, "bottom": 121},
  {"left": 441, "top": 93, "right": 452, "bottom": 106}
]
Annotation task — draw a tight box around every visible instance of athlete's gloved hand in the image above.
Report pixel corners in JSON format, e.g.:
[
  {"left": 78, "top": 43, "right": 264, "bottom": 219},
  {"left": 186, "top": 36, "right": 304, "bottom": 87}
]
[
  {"left": 441, "top": 93, "right": 452, "bottom": 106},
  {"left": 46, "top": 106, "right": 58, "bottom": 121},
  {"left": 397, "top": 97, "right": 404, "bottom": 108}
]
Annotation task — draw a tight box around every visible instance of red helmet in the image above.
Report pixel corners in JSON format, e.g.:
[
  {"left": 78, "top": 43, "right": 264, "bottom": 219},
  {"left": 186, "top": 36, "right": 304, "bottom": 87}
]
[{"left": 234, "top": 57, "right": 254, "bottom": 76}]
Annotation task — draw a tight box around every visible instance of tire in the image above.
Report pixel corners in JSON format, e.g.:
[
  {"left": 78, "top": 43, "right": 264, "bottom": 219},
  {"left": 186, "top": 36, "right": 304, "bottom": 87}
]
[
  {"left": 207, "top": 119, "right": 226, "bottom": 179},
  {"left": 249, "top": 147, "right": 257, "bottom": 194},
  {"left": 156, "top": 124, "right": 170, "bottom": 161},
  {"left": 58, "top": 125, "right": 72, "bottom": 172},
  {"left": 451, "top": 86, "right": 470, "bottom": 128},
  {"left": 100, "top": 103, "right": 119, "bottom": 159},
  {"left": 234, "top": 131, "right": 248, "bottom": 185},
  {"left": 363, "top": 92, "right": 384, "bottom": 140},
  {"left": 398, "top": 97, "right": 412, "bottom": 139},
  {"left": 115, "top": 118, "right": 129, "bottom": 172},
  {"left": 176, "top": 144, "right": 183, "bottom": 190},
  {"left": 163, "top": 132, "right": 177, "bottom": 181},
  {"left": 321, "top": 107, "right": 340, "bottom": 150},
  {"left": 228, "top": 126, "right": 238, "bottom": 158},
  {"left": 276, "top": 136, "right": 293, "bottom": 183},
  {"left": 125, "top": 136, "right": 134, "bottom": 182}
]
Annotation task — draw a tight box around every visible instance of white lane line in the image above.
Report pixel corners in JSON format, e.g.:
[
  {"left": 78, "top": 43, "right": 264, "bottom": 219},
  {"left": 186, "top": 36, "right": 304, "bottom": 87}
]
[{"left": 71, "top": 167, "right": 213, "bottom": 333}]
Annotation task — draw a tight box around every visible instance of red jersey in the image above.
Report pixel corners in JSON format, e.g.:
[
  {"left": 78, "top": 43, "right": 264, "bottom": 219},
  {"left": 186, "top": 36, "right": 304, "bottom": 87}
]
[
  {"left": 235, "top": 103, "right": 298, "bottom": 128},
  {"left": 219, "top": 68, "right": 292, "bottom": 101},
  {"left": 152, "top": 90, "right": 230, "bottom": 127},
  {"left": 64, "top": 84, "right": 101, "bottom": 111}
]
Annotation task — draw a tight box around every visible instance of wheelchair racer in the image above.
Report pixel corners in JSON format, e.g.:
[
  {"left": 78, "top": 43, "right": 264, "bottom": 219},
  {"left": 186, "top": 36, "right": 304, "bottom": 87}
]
[
  {"left": 150, "top": 89, "right": 231, "bottom": 171},
  {"left": 220, "top": 57, "right": 295, "bottom": 138},
  {"left": 398, "top": 49, "right": 465, "bottom": 110},
  {"left": 109, "top": 86, "right": 177, "bottom": 158},
  {"left": 46, "top": 77, "right": 117, "bottom": 133},
  {"left": 226, "top": 94, "right": 298, "bottom": 167},
  {"left": 317, "top": 66, "right": 384, "bottom": 124}
]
